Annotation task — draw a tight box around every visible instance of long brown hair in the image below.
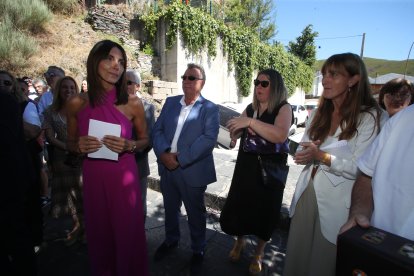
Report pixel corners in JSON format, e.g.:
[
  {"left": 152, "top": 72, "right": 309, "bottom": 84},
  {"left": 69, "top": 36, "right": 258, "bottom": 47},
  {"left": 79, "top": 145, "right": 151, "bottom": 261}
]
[
  {"left": 308, "top": 53, "right": 382, "bottom": 143},
  {"left": 252, "top": 69, "right": 288, "bottom": 113},
  {"left": 86, "top": 40, "right": 128, "bottom": 107},
  {"left": 51, "top": 76, "right": 79, "bottom": 112}
]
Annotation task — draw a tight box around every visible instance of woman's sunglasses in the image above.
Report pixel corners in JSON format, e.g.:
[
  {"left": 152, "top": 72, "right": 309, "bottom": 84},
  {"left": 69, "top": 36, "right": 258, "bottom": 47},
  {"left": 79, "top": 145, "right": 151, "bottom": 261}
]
[
  {"left": 181, "top": 75, "right": 204, "bottom": 81},
  {"left": 254, "top": 79, "right": 270, "bottom": 88},
  {"left": 127, "top": 81, "right": 136, "bottom": 86}
]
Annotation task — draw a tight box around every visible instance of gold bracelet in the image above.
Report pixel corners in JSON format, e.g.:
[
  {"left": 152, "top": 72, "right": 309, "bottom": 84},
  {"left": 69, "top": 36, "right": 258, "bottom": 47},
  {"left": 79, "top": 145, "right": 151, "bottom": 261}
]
[{"left": 321, "top": 152, "right": 330, "bottom": 164}]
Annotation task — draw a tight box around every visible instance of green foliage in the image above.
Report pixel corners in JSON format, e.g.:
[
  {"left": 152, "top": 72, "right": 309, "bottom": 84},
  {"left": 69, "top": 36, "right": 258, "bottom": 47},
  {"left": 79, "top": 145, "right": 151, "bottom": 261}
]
[
  {"left": 142, "top": 43, "right": 154, "bottom": 56},
  {"left": 42, "top": 0, "right": 80, "bottom": 15},
  {"left": 140, "top": 1, "right": 313, "bottom": 96},
  {"left": 0, "top": 15, "right": 38, "bottom": 69},
  {"left": 223, "top": 0, "right": 275, "bottom": 42},
  {"left": 314, "top": 58, "right": 414, "bottom": 78},
  {"left": 0, "top": 0, "right": 49, "bottom": 69},
  {"left": 288, "top": 24, "right": 318, "bottom": 67},
  {"left": 0, "top": 0, "right": 51, "bottom": 33}
]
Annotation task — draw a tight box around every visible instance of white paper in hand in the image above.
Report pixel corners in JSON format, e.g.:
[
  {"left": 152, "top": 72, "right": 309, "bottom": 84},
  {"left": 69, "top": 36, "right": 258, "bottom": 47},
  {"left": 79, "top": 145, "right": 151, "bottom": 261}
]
[
  {"left": 88, "top": 119, "right": 121, "bottom": 161},
  {"left": 320, "top": 140, "right": 353, "bottom": 159}
]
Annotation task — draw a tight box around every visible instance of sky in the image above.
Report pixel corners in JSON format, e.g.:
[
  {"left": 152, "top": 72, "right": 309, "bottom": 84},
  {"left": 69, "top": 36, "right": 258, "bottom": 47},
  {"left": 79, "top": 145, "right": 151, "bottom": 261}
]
[{"left": 273, "top": 0, "right": 414, "bottom": 61}]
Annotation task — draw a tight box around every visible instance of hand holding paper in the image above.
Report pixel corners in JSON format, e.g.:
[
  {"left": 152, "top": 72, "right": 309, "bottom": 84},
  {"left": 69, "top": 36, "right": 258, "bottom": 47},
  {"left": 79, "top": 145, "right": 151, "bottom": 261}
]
[
  {"left": 320, "top": 140, "right": 353, "bottom": 159},
  {"left": 88, "top": 119, "right": 121, "bottom": 161}
]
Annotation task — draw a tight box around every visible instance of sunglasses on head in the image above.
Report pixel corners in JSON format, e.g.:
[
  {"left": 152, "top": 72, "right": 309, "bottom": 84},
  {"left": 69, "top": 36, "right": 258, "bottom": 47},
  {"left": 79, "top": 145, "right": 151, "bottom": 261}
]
[
  {"left": 254, "top": 79, "right": 270, "bottom": 88},
  {"left": 181, "top": 75, "right": 203, "bottom": 81},
  {"left": 0, "top": 80, "right": 12, "bottom": 86},
  {"left": 127, "top": 81, "right": 136, "bottom": 86}
]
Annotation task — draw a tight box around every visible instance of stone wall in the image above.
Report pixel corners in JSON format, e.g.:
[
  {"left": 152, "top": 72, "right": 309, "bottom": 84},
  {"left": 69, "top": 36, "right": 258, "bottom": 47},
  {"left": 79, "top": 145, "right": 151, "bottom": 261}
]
[
  {"left": 85, "top": 5, "right": 160, "bottom": 78},
  {"left": 85, "top": 5, "right": 181, "bottom": 114}
]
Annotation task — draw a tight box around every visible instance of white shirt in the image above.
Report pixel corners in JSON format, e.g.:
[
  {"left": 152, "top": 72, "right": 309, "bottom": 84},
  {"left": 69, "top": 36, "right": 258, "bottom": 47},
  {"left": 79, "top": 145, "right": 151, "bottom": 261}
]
[
  {"left": 357, "top": 105, "right": 414, "bottom": 240},
  {"left": 170, "top": 96, "right": 198, "bottom": 153},
  {"left": 23, "top": 102, "right": 41, "bottom": 127}
]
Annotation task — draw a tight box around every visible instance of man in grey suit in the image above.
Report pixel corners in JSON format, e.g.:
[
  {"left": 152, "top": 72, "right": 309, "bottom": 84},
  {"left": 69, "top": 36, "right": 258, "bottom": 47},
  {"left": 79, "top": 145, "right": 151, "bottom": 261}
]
[
  {"left": 126, "top": 69, "right": 155, "bottom": 222},
  {"left": 152, "top": 63, "right": 219, "bottom": 274}
]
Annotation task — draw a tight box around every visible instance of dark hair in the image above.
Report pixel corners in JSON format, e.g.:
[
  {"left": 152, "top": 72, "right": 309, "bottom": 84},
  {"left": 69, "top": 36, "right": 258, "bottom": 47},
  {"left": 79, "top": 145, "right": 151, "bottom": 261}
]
[
  {"left": 252, "top": 69, "right": 288, "bottom": 113},
  {"left": 308, "top": 53, "right": 382, "bottom": 143},
  {"left": 187, "top": 63, "right": 206, "bottom": 81},
  {"left": 52, "top": 76, "right": 79, "bottom": 112},
  {"left": 0, "top": 70, "right": 18, "bottom": 101},
  {"left": 86, "top": 40, "right": 128, "bottom": 107},
  {"left": 379, "top": 78, "right": 413, "bottom": 109},
  {"left": 46, "top": 66, "right": 65, "bottom": 76}
]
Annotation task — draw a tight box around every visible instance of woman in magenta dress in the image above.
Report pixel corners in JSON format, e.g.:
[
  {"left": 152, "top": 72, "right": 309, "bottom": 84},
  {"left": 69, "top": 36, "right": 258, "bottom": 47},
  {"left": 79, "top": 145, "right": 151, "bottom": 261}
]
[{"left": 67, "top": 40, "right": 149, "bottom": 276}]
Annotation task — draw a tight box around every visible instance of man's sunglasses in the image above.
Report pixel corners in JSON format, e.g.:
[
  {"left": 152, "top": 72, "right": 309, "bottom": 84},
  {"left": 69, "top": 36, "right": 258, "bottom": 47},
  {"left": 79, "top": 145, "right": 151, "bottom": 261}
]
[
  {"left": 254, "top": 79, "right": 270, "bottom": 88},
  {"left": 181, "top": 75, "right": 204, "bottom": 81},
  {"left": 0, "top": 80, "right": 12, "bottom": 86},
  {"left": 127, "top": 81, "right": 136, "bottom": 86}
]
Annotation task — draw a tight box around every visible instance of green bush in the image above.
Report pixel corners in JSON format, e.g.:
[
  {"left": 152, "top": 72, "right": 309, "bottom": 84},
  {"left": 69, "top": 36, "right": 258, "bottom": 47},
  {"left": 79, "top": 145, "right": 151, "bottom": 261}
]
[
  {"left": 140, "top": 1, "right": 314, "bottom": 96},
  {"left": 42, "top": 0, "right": 80, "bottom": 15},
  {"left": 0, "top": 16, "right": 38, "bottom": 69},
  {"left": 142, "top": 44, "right": 155, "bottom": 56},
  {"left": 0, "top": 0, "right": 51, "bottom": 32}
]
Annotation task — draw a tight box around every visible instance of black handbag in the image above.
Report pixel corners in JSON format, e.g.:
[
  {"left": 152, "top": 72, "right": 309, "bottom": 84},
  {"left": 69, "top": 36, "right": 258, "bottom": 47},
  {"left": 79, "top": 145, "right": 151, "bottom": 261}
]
[
  {"left": 243, "top": 132, "right": 289, "bottom": 154},
  {"left": 258, "top": 155, "right": 289, "bottom": 189},
  {"left": 242, "top": 110, "right": 289, "bottom": 154}
]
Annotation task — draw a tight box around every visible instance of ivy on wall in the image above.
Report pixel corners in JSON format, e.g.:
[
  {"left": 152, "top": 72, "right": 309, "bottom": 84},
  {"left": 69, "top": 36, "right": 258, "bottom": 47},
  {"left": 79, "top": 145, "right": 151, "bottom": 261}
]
[{"left": 140, "top": 1, "right": 314, "bottom": 97}]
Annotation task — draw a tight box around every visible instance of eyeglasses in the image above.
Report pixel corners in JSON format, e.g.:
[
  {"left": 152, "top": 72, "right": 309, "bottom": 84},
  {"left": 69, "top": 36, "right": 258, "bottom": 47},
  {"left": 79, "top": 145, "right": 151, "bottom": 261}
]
[
  {"left": 127, "top": 81, "right": 136, "bottom": 86},
  {"left": 0, "top": 80, "right": 12, "bottom": 86},
  {"left": 181, "top": 75, "right": 203, "bottom": 81},
  {"left": 254, "top": 79, "right": 270, "bottom": 88}
]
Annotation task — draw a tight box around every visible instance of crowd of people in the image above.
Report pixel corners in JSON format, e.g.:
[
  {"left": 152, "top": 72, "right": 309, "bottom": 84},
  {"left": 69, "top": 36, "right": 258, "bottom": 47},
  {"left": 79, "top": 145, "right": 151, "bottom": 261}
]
[{"left": 1, "top": 42, "right": 413, "bottom": 276}]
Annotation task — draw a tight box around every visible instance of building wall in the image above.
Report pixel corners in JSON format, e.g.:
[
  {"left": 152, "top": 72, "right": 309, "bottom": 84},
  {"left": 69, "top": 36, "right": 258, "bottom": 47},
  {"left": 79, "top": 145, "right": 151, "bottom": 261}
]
[{"left": 153, "top": 20, "right": 252, "bottom": 105}]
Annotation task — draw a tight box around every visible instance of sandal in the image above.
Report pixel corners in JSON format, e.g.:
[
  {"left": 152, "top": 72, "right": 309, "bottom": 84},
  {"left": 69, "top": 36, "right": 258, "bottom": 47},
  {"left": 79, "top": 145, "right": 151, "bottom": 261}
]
[
  {"left": 228, "top": 239, "right": 245, "bottom": 262},
  {"left": 249, "top": 254, "right": 262, "bottom": 275}
]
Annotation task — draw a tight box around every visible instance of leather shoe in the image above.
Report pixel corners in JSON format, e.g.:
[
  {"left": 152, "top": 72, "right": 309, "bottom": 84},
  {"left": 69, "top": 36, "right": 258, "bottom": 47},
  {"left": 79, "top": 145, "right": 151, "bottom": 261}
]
[
  {"left": 153, "top": 241, "right": 179, "bottom": 261},
  {"left": 190, "top": 251, "right": 204, "bottom": 275}
]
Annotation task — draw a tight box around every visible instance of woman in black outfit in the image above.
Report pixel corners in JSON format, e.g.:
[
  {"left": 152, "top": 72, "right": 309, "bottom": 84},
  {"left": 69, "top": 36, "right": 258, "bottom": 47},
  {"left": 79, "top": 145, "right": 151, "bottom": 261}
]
[{"left": 220, "top": 69, "right": 293, "bottom": 275}]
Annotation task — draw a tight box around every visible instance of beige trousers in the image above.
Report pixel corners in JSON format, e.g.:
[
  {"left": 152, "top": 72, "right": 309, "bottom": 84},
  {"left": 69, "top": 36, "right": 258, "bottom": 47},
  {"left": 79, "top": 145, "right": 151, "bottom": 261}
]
[{"left": 283, "top": 179, "right": 336, "bottom": 276}]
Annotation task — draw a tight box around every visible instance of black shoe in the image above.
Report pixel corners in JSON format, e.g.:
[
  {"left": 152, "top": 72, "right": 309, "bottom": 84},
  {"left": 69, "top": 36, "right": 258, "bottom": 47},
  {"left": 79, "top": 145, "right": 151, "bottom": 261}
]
[
  {"left": 190, "top": 251, "right": 204, "bottom": 275},
  {"left": 153, "top": 241, "right": 179, "bottom": 261}
]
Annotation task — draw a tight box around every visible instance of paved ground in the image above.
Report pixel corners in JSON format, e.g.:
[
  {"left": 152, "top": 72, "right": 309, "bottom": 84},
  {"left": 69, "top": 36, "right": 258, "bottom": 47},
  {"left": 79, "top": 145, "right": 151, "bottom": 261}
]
[{"left": 36, "top": 130, "right": 305, "bottom": 276}]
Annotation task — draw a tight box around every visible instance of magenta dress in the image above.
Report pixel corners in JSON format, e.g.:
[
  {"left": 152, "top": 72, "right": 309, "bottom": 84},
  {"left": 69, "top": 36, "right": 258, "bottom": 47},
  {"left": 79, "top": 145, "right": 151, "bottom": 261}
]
[{"left": 78, "top": 88, "right": 148, "bottom": 276}]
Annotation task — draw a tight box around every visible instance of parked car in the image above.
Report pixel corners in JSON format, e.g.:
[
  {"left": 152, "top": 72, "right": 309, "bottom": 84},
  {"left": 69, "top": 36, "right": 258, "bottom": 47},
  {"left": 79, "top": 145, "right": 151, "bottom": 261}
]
[
  {"left": 291, "top": 104, "right": 307, "bottom": 126},
  {"left": 304, "top": 102, "right": 318, "bottom": 120}
]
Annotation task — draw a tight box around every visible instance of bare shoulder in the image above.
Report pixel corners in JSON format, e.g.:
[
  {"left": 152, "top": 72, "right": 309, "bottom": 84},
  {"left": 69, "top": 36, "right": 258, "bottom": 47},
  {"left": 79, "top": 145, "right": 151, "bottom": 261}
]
[
  {"left": 128, "top": 94, "right": 144, "bottom": 109},
  {"left": 67, "top": 94, "right": 88, "bottom": 114},
  {"left": 279, "top": 103, "right": 293, "bottom": 115}
]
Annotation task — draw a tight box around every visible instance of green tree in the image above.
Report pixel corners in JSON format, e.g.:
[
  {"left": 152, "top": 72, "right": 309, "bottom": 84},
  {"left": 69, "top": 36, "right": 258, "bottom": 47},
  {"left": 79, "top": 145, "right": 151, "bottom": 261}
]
[
  {"left": 287, "top": 24, "right": 318, "bottom": 67},
  {"left": 223, "top": 0, "right": 275, "bottom": 42}
]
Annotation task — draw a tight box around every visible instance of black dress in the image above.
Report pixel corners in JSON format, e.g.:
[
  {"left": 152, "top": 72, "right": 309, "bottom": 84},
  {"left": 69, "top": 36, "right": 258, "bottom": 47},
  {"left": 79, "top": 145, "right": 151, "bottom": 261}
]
[{"left": 220, "top": 102, "right": 289, "bottom": 241}]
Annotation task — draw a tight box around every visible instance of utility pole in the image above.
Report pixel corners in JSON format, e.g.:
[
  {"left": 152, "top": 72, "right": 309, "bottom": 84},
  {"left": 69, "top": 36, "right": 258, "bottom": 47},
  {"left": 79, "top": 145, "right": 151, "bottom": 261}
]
[
  {"left": 360, "top": 33, "right": 366, "bottom": 58},
  {"left": 404, "top": 41, "right": 414, "bottom": 78}
]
